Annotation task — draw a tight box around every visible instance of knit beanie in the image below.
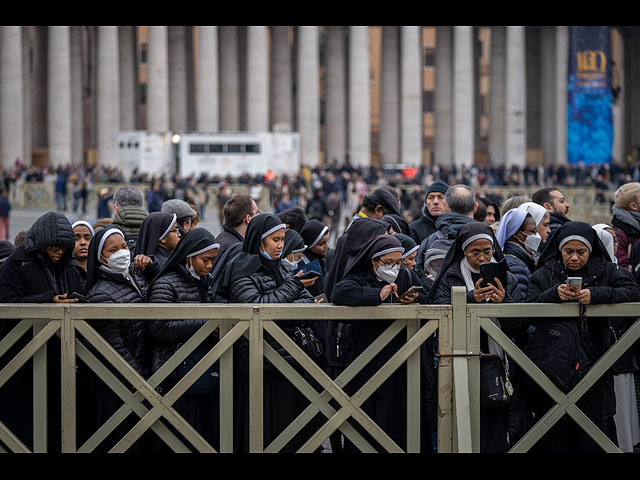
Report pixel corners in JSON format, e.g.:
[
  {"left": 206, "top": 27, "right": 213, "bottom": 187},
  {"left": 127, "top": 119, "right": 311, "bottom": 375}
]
[{"left": 425, "top": 180, "right": 449, "bottom": 197}]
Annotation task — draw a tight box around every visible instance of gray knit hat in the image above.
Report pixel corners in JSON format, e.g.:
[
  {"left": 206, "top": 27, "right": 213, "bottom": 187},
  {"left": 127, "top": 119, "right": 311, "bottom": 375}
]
[{"left": 161, "top": 199, "right": 197, "bottom": 219}]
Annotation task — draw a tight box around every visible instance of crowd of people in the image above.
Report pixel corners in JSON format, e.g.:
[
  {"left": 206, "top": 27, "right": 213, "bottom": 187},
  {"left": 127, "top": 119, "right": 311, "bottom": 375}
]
[{"left": 1, "top": 173, "right": 640, "bottom": 453}]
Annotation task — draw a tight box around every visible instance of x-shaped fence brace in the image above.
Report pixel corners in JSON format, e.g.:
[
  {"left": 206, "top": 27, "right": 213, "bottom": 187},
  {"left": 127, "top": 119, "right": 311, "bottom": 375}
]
[{"left": 0, "top": 305, "right": 443, "bottom": 453}]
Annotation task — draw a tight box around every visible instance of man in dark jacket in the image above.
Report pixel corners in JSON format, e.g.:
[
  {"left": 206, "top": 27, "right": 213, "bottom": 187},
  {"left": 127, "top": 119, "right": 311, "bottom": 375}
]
[
  {"left": 216, "top": 194, "right": 259, "bottom": 256},
  {"left": 409, "top": 180, "right": 449, "bottom": 244},
  {"left": 111, "top": 185, "right": 149, "bottom": 250},
  {"left": 415, "top": 184, "right": 476, "bottom": 276},
  {"left": 532, "top": 187, "right": 571, "bottom": 242}
]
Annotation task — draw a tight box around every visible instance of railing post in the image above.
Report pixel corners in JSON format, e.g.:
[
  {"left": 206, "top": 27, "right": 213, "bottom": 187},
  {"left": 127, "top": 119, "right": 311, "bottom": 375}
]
[
  {"left": 219, "top": 319, "right": 233, "bottom": 453},
  {"left": 249, "top": 306, "right": 263, "bottom": 453},
  {"left": 32, "top": 318, "right": 48, "bottom": 453},
  {"left": 406, "top": 317, "right": 420, "bottom": 452},
  {"left": 60, "top": 306, "right": 76, "bottom": 453},
  {"left": 437, "top": 308, "right": 454, "bottom": 453},
  {"left": 450, "top": 286, "right": 473, "bottom": 452}
]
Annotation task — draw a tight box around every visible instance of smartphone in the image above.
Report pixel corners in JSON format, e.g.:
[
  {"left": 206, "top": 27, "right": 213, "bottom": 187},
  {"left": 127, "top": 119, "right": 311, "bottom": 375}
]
[
  {"left": 566, "top": 277, "right": 582, "bottom": 293},
  {"left": 480, "top": 258, "right": 507, "bottom": 288},
  {"left": 314, "top": 293, "right": 328, "bottom": 303},
  {"left": 400, "top": 285, "right": 423, "bottom": 298},
  {"left": 68, "top": 292, "right": 87, "bottom": 303}
]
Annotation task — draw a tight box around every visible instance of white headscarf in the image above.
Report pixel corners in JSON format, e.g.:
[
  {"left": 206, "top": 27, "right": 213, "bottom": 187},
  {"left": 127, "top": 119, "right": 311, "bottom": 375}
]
[
  {"left": 592, "top": 224, "right": 617, "bottom": 264},
  {"left": 495, "top": 209, "right": 528, "bottom": 249},
  {"left": 518, "top": 202, "right": 548, "bottom": 226}
]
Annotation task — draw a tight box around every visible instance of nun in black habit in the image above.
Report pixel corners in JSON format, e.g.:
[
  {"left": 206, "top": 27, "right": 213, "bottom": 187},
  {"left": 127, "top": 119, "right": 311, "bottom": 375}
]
[
  {"left": 133, "top": 211, "right": 180, "bottom": 277},
  {"left": 84, "top": 227, "right": 154, "bottom": 452},
  {"left": 217, "top": 213, "right": 315, "bottom": 452},
  {"left": 428, "top": 221, "right": 525, "bottom": 453},
  {"left": 525, "top": 221, "right": 640, "bottom": 452},
  {"left": 382, "top": 213, "right": 410, "bottom": 236},
  {"left": 297, "top": 219, "right": 330, "bottom": 298},
  {"left": 331, "top": 234, "right": 423, "bottom": 451},
  {"left": 146, "top": 227, "right": 222, "bottom": 450}
]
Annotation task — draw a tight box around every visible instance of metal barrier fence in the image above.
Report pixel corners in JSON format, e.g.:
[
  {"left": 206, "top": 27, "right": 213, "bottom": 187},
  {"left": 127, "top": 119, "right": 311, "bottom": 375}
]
[{"left": 0, "top": 289, "right": 638, "bottom": 453}]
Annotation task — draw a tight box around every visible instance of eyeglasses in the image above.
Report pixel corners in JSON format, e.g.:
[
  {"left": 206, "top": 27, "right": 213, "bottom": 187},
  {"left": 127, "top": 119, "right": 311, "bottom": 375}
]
[
  {"left": 465, "top": 249, "right": 493, "bottom": 259},
  {"left": 47, "top": 246, "right": 66, "bottom": 253},
  {"left": 377, "top": 259, "right": 402, "bottom": 267}
]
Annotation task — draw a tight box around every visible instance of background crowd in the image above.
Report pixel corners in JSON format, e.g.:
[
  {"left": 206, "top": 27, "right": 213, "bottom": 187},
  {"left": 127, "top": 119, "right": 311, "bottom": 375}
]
[{"left": 1, "top": 169, "right": 640, "bottom": 453}]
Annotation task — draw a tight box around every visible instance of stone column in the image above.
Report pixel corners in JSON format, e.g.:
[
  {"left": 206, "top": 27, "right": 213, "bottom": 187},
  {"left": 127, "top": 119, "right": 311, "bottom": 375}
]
[
  {"left": 325, "top": 26, "right": 347, "bottom": 166},
  {"left": 401, "top": 25, "right": 422, "bottom": 166},
  {"left": 380, "top": 26, "right": 400, "bottom": 165},
  {"left": 434, "top": 26, "right": 453, "bottom": 167},
  {"left": 48, "top": 26, "right": 72, "bottom": 167},
  {"left": 22, "top": 26, "right": 32, "bottom": 167},
  {"left": 489, "top": 26, "right": 506, "bottom": 166},
  {"left": 147, "top": 26, "right": 169, "bottom": 132},
  {"left": 270, "top": 26, "right": 293, "bottom": 131},
  {"left": 612, "top": 28, "right": 624, "bottom": 163},
  {"left": 1, "top": 26, "right": 24, "bottom": 169},
  {"left": 196, "top": 26, "right": 219, "bottom": 132},
  {"left": 296, "top": 26, "right": 320, "bottom": 167},
  {"left": 540, "top": 26, "right": 556, "bottom": 166},
  {"left": 526, "top": 27, "right": 540, "bottom": 154},
  {"left": 169, "top": 26, "right": 188, "bottom": 131},
  {"left": 453, "top": 26, "right": 474, "bottom": 168},
  {"left": 119, "top": 26, "right": 137, "bottom": 131},
  {"left": 97, "top": 26, "right": 120, "bottom": 166},
  {"left": 246, "top": 26, "right": 269, "bottom": 132},
  {"left": 505, "top": 26, "right": 526, "bottom": 169},
  {"left": 555, "top": 26, "right": 569, "bottom": 165},
  {"left": 70, "top": 26, "right": 84, "bottom": 166},
  {"left": 33, "top": 26, "right": 48, "bottom": 151},
  {"left": 219, "top": 26, "right": 240, "bottom": 131},
  {"left": 348, "top": 26, "right": 371, "bottom": 167}
]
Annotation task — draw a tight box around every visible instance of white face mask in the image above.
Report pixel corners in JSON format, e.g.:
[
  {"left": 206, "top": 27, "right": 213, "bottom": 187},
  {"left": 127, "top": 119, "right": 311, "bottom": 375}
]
[
  {"left": 102, "top": 248, "right": 131, "bottom": 273},
  {"left": 375, "top": 261, "right": 400, "bottom": 284},
  {"left": 186, "top": 258, "right": 201, "bottom": 280},
  {"left": 281, "top": 257, "right": 299, "bottom": 272},
  {"left": 520, "top": 231, "right": 542, "bottom": 252}
]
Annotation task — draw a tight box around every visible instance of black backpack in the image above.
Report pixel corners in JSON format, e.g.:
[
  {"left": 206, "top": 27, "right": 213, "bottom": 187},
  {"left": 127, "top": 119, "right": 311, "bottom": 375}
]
[{"left": 525, "top": 320, "right": 593, "bottom": 394}]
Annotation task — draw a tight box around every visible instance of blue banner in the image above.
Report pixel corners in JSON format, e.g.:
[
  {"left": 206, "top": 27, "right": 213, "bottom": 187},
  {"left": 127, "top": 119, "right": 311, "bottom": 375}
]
[{"left": 567, "top": 26, "right": 613, "bottom": 165}]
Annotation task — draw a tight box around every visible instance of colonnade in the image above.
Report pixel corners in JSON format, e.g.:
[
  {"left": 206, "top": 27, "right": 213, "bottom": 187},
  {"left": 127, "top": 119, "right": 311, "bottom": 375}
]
[{"left": 0, "top": 26, "right": 635, "bottom": 173}]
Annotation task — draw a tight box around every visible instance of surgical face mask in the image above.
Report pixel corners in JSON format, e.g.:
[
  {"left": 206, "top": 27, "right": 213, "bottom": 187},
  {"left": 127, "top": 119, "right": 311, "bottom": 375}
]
[
  {"left": 102, "top": 249, "right": 130, "bottom": 273},
  {"left": 520, "top": 231, "right": 542, "bottom": 252},
  {"left": 260, "top": 247, "right": 281, "bottom": 261},
  {"left": 375, "top": 261, "right": 400, "bottom": 284},
  {"left": 281, "top": 257, "right": 299, "bottom": 272},
  {"left": 186, "top": 258, "right": 201, "bottom": 280}
]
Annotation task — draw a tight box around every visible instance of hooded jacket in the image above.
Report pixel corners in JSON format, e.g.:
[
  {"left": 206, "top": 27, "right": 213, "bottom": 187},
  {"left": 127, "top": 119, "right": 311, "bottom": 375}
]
[
  {"left": 0, "top": 211, "right": 82, "bottom": 303},
  {"left": 415, "top": 212, "right": 475, "bottom": 277},
  {"left": 408, "top": 206, "right": 439, "bottom": 245},
  {"left": 111, "top": 204, "right": 149, "bottom": 249}
]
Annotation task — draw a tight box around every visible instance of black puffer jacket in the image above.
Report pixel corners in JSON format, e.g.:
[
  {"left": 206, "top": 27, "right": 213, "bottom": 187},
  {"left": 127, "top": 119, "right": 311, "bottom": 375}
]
[
  {"left": 85, "top": 266, "right": 151, "bottom": 377},
  {"left": 526, "top": 255, "right": 640, "bottom": 418},
  {"left": 0, "top": 211, "right": 81, "bottom": 302},
  {"left": 147, "top": 266, "right": 218, "bottom": 373},
  {"left": 228, "top": 264, "right": 314, "bottom": 305}
]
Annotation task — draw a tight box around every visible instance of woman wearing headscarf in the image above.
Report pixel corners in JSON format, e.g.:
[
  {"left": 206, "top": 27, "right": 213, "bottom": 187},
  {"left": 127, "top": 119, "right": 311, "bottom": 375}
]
[
  {"left": 146, "top": 228, "right": 221, "bottom": 450},
  {"left": 70, "top": 220, "right": 94, "bottom": 291},
  {"left": 298, "top": 219, "right": 331, "bottom": 298},
  {"left": 393, "top": 232, "right": 432, "bottom": 301},
  {"left": 331, "top": 234, "right": 421, "bottom": 451},
  {"left": 495, "top": 209, "right": 540, "bottom": 299},
  {"left": 134, "top": 211, "right": 181, "bottom": 271},
  {"left": 592, "top": 223, "right": 640, "bottom": 452},
  {"left": 428, "top": 221, "right": 525, "bottom": 452},
  {"left": 526, "top": 221, "right": 640, "bottom": 452},
  {"left": 517, "top": 201, "right": 551, "bottom": 253},
  {"left": 217, "top": 213, "right": 315, "bottom": 452}
]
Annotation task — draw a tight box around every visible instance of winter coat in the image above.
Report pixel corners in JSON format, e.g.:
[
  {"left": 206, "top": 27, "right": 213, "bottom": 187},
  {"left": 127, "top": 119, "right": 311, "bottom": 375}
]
[
  {"left": 215, "top": 224, "right": 244, "bottom": 256},
  {"left": 228, "top": 264, "right": 314, "bottom": 305},
  {"left": 146, "top": 189, "right": 164, "bottom": 214},
  {"left": 611, "top": 207, "right": 640, "bottom": 270},
  {"left": 526, "top": 255, "right": 640, "bottom": 419},
  {"left": 0, "top": 212, "right": 81, "bottom": 303},
  {"left": 408, "top": 208, "right": 438, "bottom": 245},
  {"left": 147, "top": 266, "right": 219, "bottom": 374},
  {"left": 502, "top": 241, "right": 535, "bottom": 299},
  {"left": 415, "top": 212, "right": 475, "bottom": 276},
  {"left": 111, "top": 205, "right": 149, "bottom": 250},
  {"left": 85, "top": 266, "right": 151, "bottom": 377}
]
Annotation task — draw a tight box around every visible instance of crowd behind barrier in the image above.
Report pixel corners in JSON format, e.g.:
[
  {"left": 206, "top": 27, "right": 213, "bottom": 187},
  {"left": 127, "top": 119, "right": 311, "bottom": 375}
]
[{"left": 1, "top": 163, "right": 640, "bottom": 453}]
